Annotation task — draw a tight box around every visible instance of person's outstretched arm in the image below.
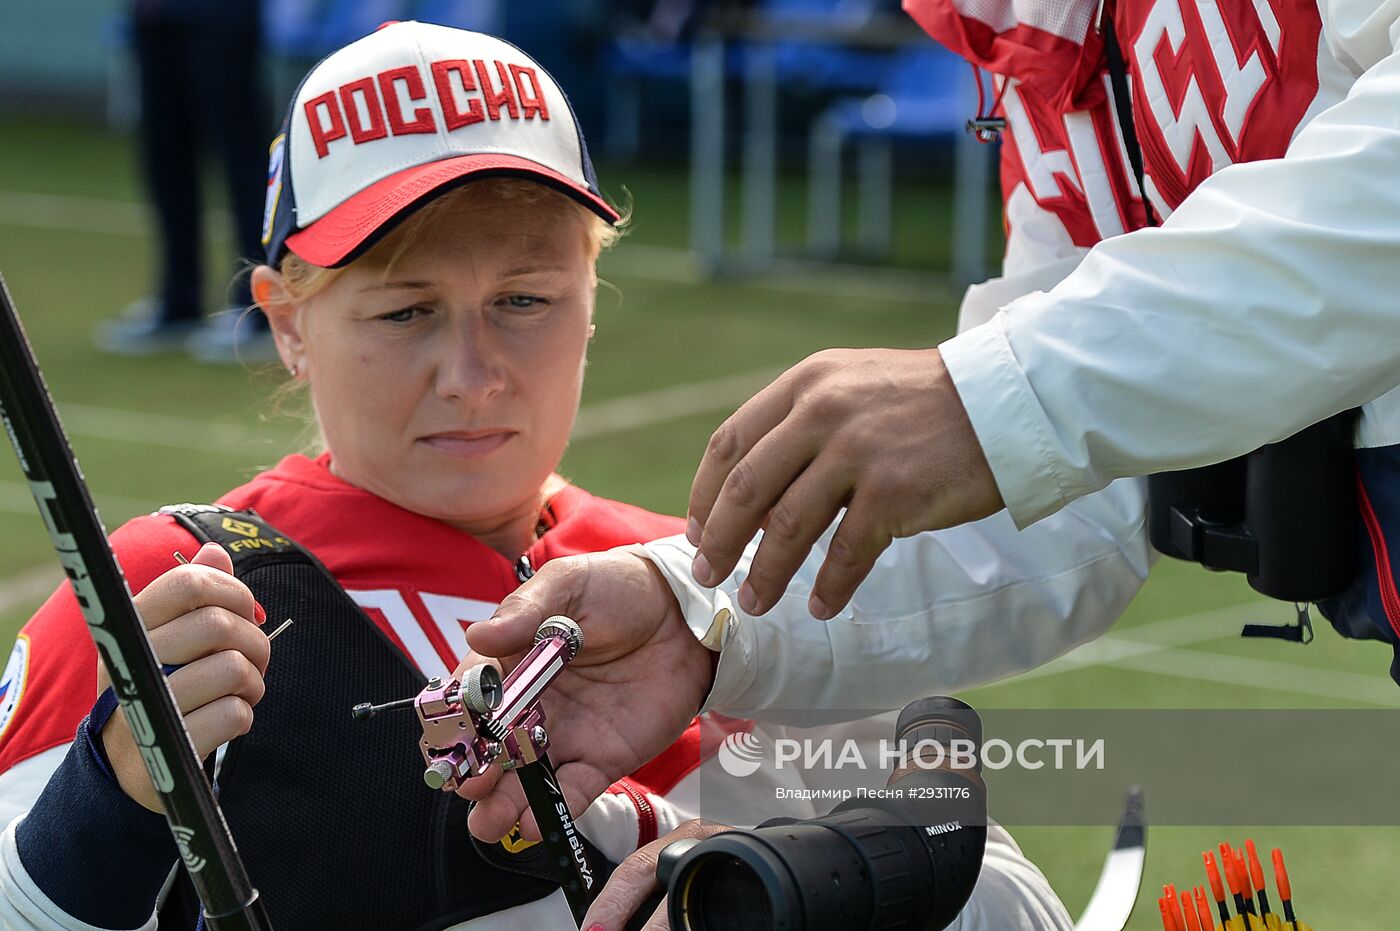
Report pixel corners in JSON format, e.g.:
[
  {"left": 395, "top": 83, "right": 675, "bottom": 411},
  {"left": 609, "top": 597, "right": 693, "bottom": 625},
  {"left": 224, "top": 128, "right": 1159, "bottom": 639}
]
[{"left": 651, "top": 475, "right": 1148, "bottom": 723}]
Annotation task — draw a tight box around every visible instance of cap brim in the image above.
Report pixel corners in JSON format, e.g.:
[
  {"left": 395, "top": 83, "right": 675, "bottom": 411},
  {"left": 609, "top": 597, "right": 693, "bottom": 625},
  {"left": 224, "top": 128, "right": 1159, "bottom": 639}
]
[{"left": 284, "top": 153, "right": 620, "bottom": 268}]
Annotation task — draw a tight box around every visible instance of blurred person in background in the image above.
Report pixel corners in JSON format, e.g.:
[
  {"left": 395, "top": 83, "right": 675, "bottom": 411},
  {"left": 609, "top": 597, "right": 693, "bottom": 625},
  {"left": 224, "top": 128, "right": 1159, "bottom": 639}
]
[{"left": 92, "top": 0, "right": 276, "bottom": 363}]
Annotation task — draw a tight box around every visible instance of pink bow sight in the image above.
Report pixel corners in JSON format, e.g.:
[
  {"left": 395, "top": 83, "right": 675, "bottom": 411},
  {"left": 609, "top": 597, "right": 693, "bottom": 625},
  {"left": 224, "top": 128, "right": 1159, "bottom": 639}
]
[
  {"left": 417, "top": 615, "right": 581, "bottom": 789},
  {"left": 351, "top": 616, "right": 595, "bottom": 921}
]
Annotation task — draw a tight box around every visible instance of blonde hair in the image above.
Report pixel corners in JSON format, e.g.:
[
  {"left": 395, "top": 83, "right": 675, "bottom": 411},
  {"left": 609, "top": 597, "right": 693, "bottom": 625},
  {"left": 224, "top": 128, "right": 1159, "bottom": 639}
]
[{"left": 278, "top": 177, "right": 624, "bottom": 302}]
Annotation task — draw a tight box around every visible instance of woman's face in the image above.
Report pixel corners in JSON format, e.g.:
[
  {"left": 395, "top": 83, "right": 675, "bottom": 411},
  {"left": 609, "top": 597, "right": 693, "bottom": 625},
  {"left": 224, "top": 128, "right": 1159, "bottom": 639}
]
[{"left": 266, "top": 191, "right": 596, "bottom": 534}]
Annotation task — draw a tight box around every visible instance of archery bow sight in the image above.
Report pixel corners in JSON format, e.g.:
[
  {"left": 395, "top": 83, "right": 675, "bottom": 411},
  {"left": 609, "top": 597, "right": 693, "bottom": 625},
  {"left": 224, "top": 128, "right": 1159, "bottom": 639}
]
[{"left": 353, "top": 616, "right": 596, "bottom": 921}]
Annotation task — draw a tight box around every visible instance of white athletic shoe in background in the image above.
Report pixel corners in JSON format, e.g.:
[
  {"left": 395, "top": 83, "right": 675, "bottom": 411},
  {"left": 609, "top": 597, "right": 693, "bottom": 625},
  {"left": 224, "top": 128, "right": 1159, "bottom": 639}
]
[{"left": 92, "top": 298, "right": 203, "bottom": 356}]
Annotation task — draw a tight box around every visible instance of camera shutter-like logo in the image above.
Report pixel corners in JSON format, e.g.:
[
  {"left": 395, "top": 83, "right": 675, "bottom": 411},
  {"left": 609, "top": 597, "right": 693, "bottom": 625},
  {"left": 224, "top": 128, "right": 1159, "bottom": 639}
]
[
  {"left": 171, "top": 825, "right": 207, "bottom": 873},
  {"left": 717, "top": 731, "right": 765, "bottom": 778}
]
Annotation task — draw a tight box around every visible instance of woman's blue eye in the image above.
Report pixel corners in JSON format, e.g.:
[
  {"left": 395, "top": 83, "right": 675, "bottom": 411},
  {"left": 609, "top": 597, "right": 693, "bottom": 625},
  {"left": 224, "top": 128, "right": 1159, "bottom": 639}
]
[
  {"left": 504, "top": 295, "right": 546, "bottom": 309},
  {"left": 379, "top": 307, "right": 423, "bottom": 323}
]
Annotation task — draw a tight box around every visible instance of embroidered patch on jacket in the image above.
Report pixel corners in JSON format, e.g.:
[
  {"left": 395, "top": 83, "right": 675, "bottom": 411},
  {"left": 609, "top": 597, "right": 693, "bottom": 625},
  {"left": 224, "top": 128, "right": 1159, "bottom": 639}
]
[{"left": 0, "top": 635, "right": 31, "bottom": 745}]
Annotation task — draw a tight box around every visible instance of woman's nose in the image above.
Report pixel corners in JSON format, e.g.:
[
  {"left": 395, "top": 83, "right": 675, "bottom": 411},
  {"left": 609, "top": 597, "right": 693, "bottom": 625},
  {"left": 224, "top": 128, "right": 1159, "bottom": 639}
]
[{"left": 434, "top": 320, "right": 508, "bottom": 403}]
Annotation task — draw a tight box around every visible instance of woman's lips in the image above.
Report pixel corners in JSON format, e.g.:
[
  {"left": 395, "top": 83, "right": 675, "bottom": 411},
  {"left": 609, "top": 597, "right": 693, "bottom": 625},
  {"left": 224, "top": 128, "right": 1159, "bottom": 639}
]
[{"left": 419, "top": 430, "right": 516, "bottom": 458}]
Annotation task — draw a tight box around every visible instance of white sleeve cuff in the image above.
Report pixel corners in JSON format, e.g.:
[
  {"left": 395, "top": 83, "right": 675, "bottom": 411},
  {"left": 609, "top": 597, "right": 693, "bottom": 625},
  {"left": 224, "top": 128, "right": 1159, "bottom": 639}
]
[
  {"left": 639, "top": 535, "right": 759, "bottom": 714},
  {"left": 939, "top": 314, "right": 1074, "bottom": 528}
]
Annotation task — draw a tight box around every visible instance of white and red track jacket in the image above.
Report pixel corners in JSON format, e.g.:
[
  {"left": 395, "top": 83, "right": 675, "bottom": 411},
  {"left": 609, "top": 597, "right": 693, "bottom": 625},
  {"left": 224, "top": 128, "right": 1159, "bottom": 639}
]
[{"left": 903, "top": 0, "right": 1400, "bottom": 526}]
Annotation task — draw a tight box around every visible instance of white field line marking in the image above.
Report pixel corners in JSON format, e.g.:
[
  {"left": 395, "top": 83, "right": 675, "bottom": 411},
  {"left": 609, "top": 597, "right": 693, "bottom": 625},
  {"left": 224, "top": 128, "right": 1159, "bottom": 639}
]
[
  {"left": 987, "top": 601, "right": 1400, "bottom": 706},
  {"left": 987, "top": 602, "right": 1267, "bottom": 687},
  {"left": 1091, "top": 643, "right": 1400, "bottom": 706},
  {"left": 0, "top": 481, "right": 162, "bottom": 522},
  {"left": 571, "top": 369, "right": 781, "bottom": 439},
  {"left": 0, "top": 190, "right": 155, "bottom": 237},
  {"left": 56, "top": 402, "right": 295, "bottom": 453}
]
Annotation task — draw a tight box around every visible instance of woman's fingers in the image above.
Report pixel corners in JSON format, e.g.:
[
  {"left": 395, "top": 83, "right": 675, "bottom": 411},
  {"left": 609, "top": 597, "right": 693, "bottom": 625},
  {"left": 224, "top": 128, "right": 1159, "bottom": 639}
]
[
  {"left": 98, "top": 542, "right": 258, "bottom": 691},
  {"left": 464, "top": 769, "right": 528, "bottom": 840},
  {"left": 183, "top": 695, "right": 256, "bottom": 759},
  {"left": 582, "top": 819, "right": 734, "bottom": 931},
  {"left": 188, "top": 541, "right": 267, "bottom": 623},
  {"left": 133, "top": 559, "right": 260, "bottom": 632},
  {"left": 189, "top": 540, "right": 233, "bottom": 574},
  {"left": 464, "top": 760, "right": 610, "bottom": 844},
  {"left": 454, "top": 760, "right": 503, "bottom": 802},
  {"left": 95, "top": 542, "right": 273, "bottom": 809},
  {"left": 147, "top": 606, "right": 272, "bottom": 674},
  {"left": 166, "top": 650, "right": 267, "bottom": 716},
  {"left": 102, "top": 673, "right": 261, "bottom": 810}
]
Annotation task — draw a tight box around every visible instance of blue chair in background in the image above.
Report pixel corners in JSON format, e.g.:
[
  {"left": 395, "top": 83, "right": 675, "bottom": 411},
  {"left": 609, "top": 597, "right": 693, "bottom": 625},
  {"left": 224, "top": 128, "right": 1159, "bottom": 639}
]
[
  {"left": 262, "top": 0, "right": 499, "bottom": 112},
  {"left": 264, "top": 0, "right": 496, "bottom": 62},
  {"left": 264, "top": 0, "right": 405, "bottom": 60},
  {"left": 605, "top": 29, "right": 695, "bottom": 158},
  {"left": 411, "top": 0, "right": 499, "bottom": 32},
  {"left": 605, "top": 0, "right": 892, "bottom": 160},
  {"left": 761, "top": 0, "right": 890, "bottom": 92},
  {"left": 806, "top": 43, "right": 993, "bottom": 283}
]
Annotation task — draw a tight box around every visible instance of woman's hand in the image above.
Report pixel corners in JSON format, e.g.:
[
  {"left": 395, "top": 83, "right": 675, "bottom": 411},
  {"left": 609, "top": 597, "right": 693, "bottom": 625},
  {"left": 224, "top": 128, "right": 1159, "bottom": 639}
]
[
  {"left": 581, "top": 819, "right": 734, "bottom": 931},
  {"left": 98, "top": 542, "right": 270, "bottom": 811},
  {"left": 455, "top": 546, "right": 714, "bottom": 843}
]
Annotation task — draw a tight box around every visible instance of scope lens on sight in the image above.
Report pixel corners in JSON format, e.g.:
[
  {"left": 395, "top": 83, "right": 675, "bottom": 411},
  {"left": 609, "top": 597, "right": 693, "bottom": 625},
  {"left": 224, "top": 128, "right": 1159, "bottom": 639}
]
[{"left": 679, "top": 854, "right": 774, "bottom": 931}]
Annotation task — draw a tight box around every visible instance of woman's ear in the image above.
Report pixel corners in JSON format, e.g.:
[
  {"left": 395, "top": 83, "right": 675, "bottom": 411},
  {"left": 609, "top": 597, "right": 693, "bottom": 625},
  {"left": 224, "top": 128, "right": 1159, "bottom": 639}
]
[{"left": 252, "top": 266, "right": 307, "bottom": 378}]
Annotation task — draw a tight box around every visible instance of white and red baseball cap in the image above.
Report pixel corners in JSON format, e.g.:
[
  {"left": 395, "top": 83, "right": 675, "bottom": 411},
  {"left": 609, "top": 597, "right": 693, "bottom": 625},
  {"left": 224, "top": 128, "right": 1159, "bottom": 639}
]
[{"left": 262, "top": 21, "right": 619, "bottom": 268}]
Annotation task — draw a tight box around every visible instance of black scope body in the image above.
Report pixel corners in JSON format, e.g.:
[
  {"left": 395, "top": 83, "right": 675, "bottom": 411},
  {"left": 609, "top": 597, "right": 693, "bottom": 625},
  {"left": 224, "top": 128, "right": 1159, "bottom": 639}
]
[{"left": 660, "top": 697, "right": 987, "bottom": 931}]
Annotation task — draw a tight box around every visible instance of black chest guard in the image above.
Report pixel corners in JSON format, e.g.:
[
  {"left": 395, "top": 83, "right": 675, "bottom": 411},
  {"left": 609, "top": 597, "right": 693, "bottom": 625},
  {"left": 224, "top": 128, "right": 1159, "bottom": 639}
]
[{"left": 155, "top": 505, "right": 620, "bottom": 930}]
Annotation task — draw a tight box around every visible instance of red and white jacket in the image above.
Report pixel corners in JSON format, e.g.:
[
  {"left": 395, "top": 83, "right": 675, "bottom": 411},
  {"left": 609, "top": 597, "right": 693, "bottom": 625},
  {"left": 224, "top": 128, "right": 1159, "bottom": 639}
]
[
  {"left": 908, "top": 0, "right": 1342, "bottom": 265},
  {"left": 905, "top": 0, "right": 1400, "bottom": 526}
]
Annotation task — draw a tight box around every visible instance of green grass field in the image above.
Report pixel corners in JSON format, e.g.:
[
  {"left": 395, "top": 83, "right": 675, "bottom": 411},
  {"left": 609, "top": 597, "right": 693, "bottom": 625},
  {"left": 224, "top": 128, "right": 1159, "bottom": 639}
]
[{"left": 1, "top": 115, "right": 1394, "bottom": 928}]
